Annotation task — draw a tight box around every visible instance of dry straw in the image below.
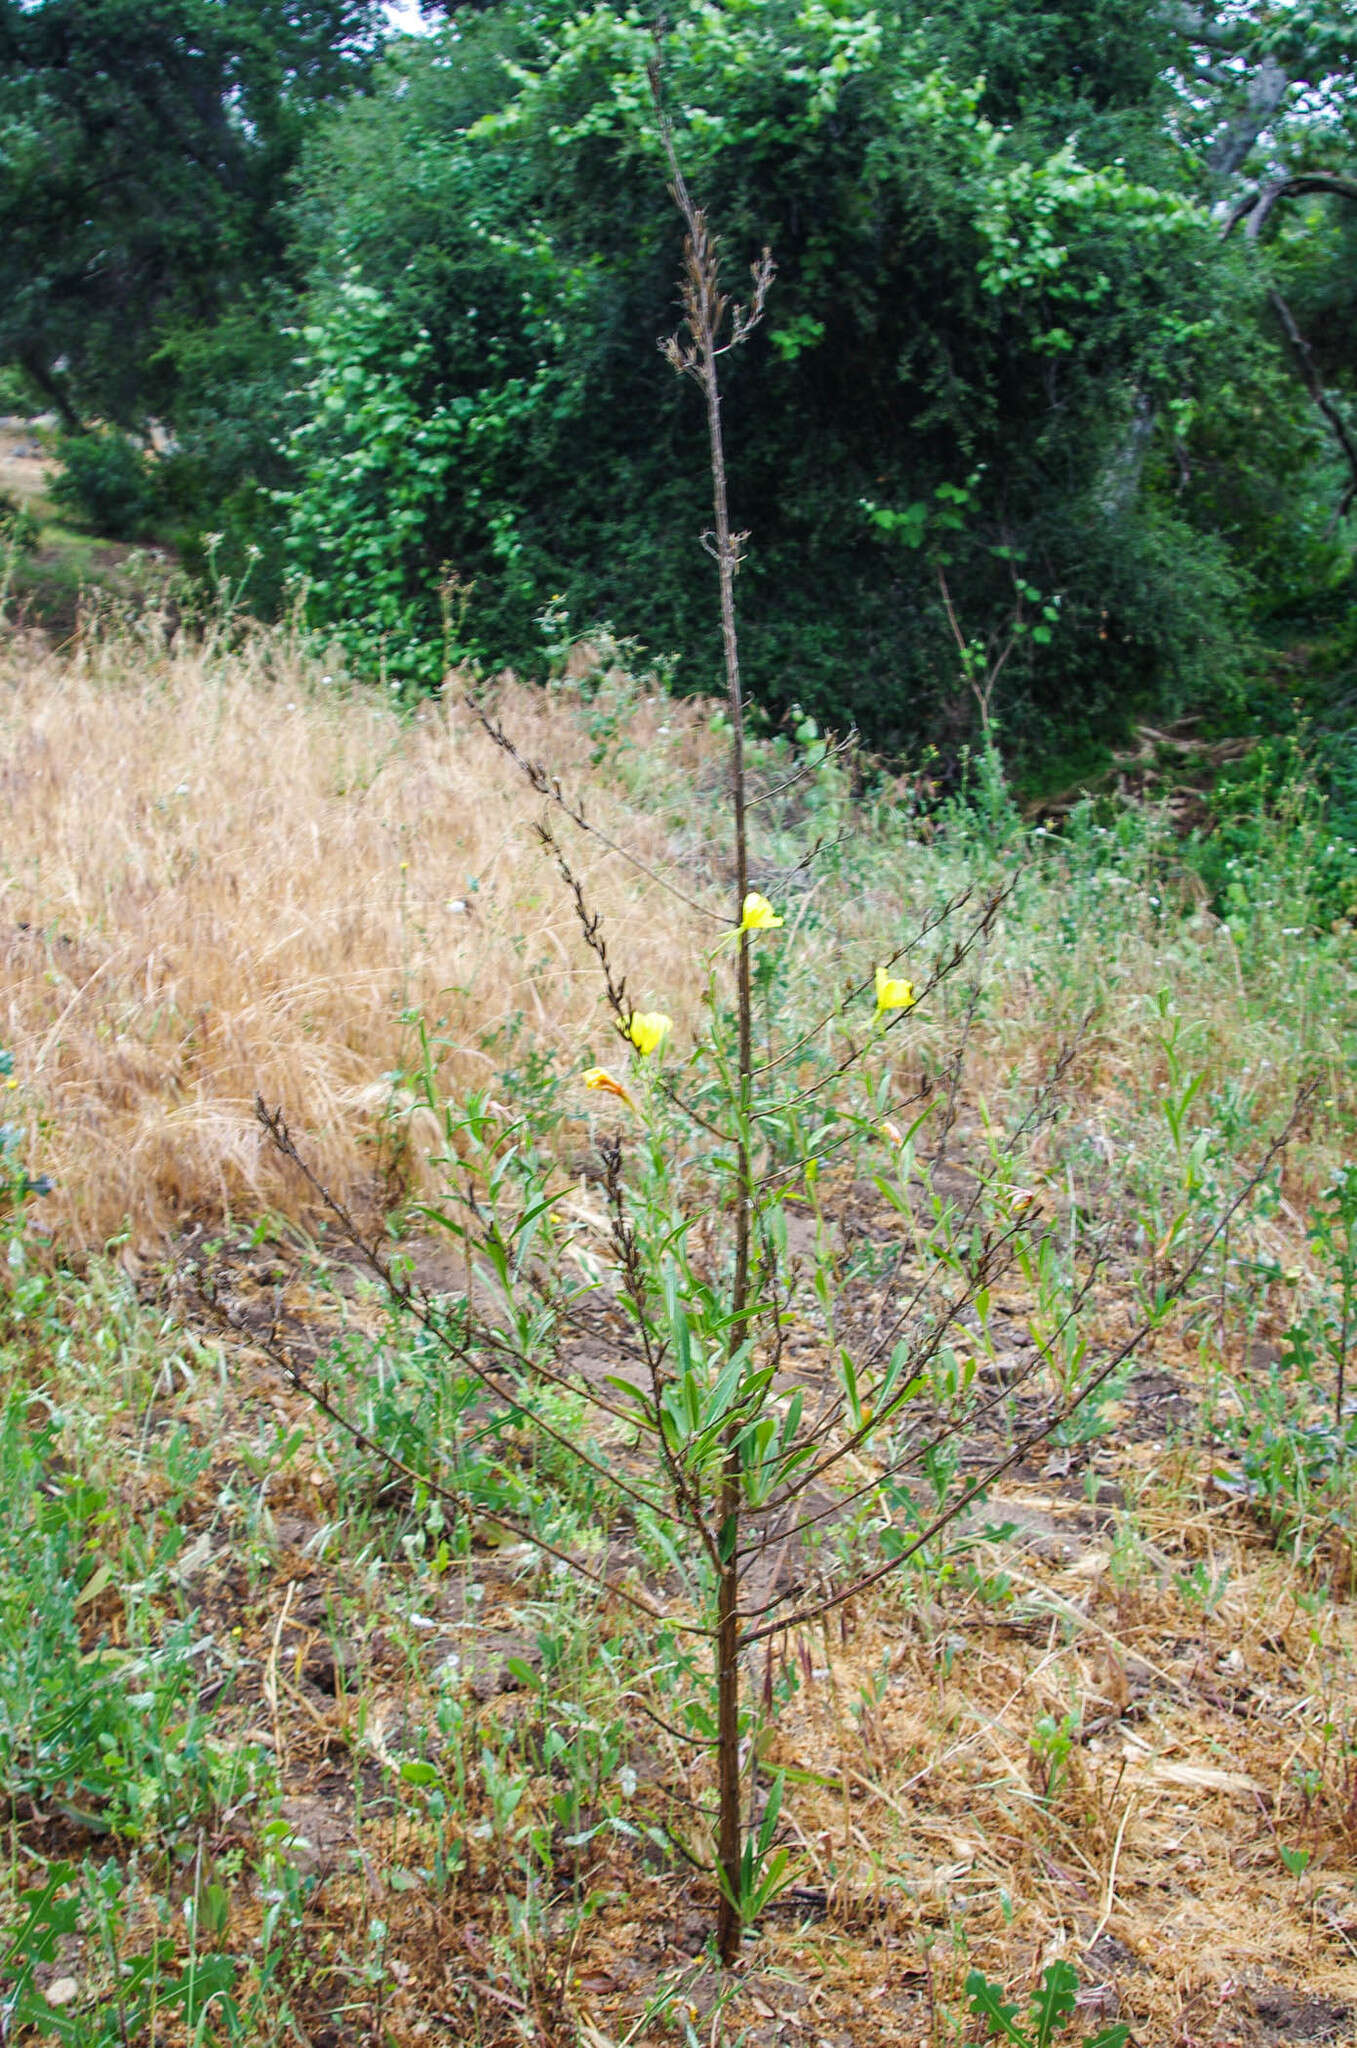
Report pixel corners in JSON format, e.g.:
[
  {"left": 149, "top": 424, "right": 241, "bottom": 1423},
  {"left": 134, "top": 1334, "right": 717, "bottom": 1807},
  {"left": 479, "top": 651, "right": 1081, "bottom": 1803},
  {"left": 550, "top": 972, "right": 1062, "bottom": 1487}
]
[
  {"left": 1, "top": 619, "right": 1350, "bottom": 1257},
  {"left": 1, "top": 621, "right": 716, "bottom": 1249}
]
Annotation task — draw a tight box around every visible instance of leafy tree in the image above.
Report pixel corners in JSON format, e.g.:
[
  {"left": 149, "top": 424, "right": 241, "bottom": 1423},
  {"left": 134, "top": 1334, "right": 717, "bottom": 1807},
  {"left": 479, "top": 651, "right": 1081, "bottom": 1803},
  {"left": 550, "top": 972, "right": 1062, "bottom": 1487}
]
[
  {"left": 1182, "top": 0, "right": 1357, "bottom": 836},
  {"left": 0, "top": 0, "right": 383, "bottom": 433},
  {"left": 283, "top": 0, "right": 1317, "bottom": 757}
]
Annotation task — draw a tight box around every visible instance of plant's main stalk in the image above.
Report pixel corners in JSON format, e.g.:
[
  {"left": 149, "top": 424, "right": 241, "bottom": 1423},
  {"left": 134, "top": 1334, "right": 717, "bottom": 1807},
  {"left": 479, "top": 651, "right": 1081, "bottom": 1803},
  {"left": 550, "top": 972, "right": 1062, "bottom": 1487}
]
[
  {"left": 652, "top": 70, "right": 773, "bottom": 1963},
  {"left": 704, "top": 281, "right": 755, "bottom": 1981}
]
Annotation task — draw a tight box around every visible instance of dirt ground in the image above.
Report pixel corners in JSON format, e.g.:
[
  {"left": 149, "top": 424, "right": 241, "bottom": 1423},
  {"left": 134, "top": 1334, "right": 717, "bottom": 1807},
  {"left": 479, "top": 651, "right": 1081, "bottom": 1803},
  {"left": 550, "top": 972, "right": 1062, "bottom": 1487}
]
[
  {"left": 0, "top": 414, "right": 53, "bottom": 505},
  {"left": 34, "top": 1189, "right": 1343, "bottom": 2048}
]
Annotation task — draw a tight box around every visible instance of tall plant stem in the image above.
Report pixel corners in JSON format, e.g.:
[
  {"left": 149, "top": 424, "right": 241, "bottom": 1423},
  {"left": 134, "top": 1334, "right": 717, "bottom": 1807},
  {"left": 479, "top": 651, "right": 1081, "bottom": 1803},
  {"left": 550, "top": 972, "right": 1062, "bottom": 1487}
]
[
  {"left": 652, "top": 70, "right": 771, "bottom": 1963},
  {"left": 696, "top": 184, "right": 753, "bottom": 1980},
  {"left": 713, "top": 373, "right": 752, "bottom": 1971}
]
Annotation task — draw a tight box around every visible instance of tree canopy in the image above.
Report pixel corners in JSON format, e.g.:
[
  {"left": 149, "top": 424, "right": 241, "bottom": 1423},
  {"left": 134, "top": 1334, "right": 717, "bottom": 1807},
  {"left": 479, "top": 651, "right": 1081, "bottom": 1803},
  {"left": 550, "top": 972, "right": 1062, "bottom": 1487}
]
[
  {"left": 0, "top": 0, "right": 383, "bottom": 429},
  {"left": 1, "top": 0, "right": 1353, "bottom": 767},
  {"left": 275, "top": 0, "right": 1351, "bottom": 755}
]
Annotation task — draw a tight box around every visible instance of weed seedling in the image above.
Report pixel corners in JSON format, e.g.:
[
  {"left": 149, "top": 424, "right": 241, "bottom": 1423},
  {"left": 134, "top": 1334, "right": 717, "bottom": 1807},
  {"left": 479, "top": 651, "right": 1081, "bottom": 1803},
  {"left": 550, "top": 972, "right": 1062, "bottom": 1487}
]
[{"left": 964, "top": 1960, "right": 1128, "bottom": 2048}]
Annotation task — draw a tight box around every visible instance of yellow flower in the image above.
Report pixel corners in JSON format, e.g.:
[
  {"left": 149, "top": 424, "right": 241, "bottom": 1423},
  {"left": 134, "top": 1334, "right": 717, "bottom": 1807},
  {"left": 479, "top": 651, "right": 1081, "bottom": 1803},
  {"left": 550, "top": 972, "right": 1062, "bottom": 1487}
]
[
  {"left": 3, "top": 1077, "right": 17, "bottom": 1091},
  {"left": 620, "top": 1011, "right": 672, "bottom": 1056},
  {"left": 874, "top": 966, "right": 916, "bottom": 1016},
  {"left": 583, "top": 1067, "right": 634, "bottom": 1107},
  {"left": 739, "top": 892, "right": 783, "bottom": 933}
]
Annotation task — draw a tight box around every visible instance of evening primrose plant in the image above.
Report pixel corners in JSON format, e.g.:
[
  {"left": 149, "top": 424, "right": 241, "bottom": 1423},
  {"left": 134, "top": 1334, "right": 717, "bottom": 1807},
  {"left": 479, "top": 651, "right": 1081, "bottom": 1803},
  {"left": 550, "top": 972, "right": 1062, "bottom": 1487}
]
[{"left": 252, "top": 78, "right": 1303, "bottom": 1966}]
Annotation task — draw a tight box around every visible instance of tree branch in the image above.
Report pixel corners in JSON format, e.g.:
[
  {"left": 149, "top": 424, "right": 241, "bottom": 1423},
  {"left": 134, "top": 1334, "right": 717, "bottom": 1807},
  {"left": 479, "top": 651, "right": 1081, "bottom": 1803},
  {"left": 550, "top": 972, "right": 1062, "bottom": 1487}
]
[
  {"left": 1268, "top": 288, "right": 1357, "bottom": 532},
  {"left": 1207, "top": 54, "right": 1292, "bottom": 180},
  {"left": 1223, "top": 173, "right": 1357, "bottom": 242}
]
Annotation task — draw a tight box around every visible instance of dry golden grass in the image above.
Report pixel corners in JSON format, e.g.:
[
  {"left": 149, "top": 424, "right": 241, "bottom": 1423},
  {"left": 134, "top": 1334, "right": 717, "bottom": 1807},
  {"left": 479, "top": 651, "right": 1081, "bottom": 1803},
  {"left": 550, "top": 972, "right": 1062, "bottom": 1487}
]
[
  {"left": 6, "top": 615, "right": 1357, "bottom": 2045},
  {"left": 2, "top": 611, "right": 1353, "bottom": 1255},
  {"left": 0, "top": 419, "right": 51, "bottom": 511},
  {"left": 751, "top": 1467, "right": 1357, "bottom": 2040},
  {"left": 1, "top": 622, "right": 724, "bottom": 1248}
]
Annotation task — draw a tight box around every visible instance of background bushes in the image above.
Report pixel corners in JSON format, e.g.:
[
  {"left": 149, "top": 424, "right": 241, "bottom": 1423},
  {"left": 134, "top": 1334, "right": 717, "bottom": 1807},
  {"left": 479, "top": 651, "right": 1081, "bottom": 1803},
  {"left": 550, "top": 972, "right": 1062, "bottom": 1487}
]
[
  {"left": 276, "top": 0, "right": 1349, "bottom": 769},
  {"left": 4, "top": 0, "right": 1354, "bottom": 781}
]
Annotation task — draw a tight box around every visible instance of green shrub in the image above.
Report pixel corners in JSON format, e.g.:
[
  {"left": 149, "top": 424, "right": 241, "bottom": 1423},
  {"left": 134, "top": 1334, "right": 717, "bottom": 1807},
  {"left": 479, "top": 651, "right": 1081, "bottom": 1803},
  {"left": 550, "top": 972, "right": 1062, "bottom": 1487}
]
[
  {"left": 50, "top": 430, "right": 160, "bottom": 540},
  {"left": 1187, "top": 737, "right": 1357, "bottom": 933},
  {"left": 0, "top": 489, "right": 39, "bottom": 555},
  {"left": 0, "top": 1047, "right": 48, "bottom": 1236},
  {"left": 0, "top": 1397, "right": 250, "bottom": 1839},
  {"left": 281, "top": 0, "right": 1294, "bottom": 746}
]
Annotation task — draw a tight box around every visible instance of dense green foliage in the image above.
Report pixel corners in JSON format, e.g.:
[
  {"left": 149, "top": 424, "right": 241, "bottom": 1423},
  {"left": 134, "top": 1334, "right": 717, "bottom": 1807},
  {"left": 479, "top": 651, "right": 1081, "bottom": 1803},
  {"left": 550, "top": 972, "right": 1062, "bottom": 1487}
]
[
  {"left": 0, "top": 0, "right": 382, "bottom": 427},
  {"left": 2, "top": 0, "right": 1354, "bottom": 770},
  {"left": 0, "top": 0, "right": 382, "bottom": 582},
  {"left": 276, "top": 0, "right": 1355, "bottom": 762}
]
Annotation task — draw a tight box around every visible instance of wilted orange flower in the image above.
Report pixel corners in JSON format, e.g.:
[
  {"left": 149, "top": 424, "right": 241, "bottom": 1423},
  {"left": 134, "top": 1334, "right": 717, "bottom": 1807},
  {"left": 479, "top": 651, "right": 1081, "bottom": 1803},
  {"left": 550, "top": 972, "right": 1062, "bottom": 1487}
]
[{"left": 583, "top": 1067, "right": 633, "bottom": 1106}]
